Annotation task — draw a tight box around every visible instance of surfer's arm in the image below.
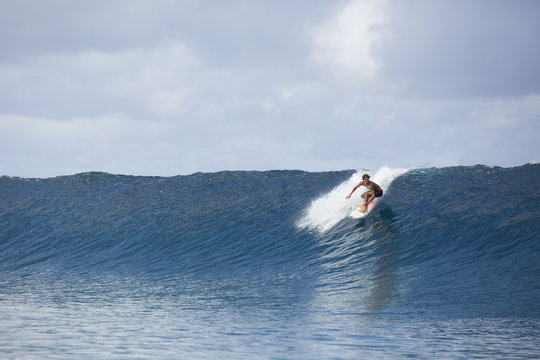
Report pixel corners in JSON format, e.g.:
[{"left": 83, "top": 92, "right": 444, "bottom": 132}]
[{"left": 346, "top": 182, "right": 363, "bottom": 199}]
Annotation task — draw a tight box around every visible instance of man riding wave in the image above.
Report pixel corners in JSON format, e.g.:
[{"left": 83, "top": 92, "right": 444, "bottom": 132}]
[{"left": 346, "top": 174, "right": 383, "bottom": 212}]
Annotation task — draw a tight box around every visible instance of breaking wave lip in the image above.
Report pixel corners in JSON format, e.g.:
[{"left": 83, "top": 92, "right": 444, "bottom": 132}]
[{"left": 296, "top": 166, "right": 411, "bottom": 232}]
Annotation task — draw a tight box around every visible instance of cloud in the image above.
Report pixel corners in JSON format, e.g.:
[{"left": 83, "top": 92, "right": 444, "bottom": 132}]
[
  {"left": 0, "top": 114, "right": 175, "bottom": 176},
  {"left": 311, "top": 0, "right": 387, "bottom": 80},
  {"left": 0, "top": 40, "right": 199, "bottom": 119},
  {"left": 0, "top": 0, "right": 539, "bottom": 177},
  {"left": 374, "top": 0, "right": 540, "bottom": 99}
]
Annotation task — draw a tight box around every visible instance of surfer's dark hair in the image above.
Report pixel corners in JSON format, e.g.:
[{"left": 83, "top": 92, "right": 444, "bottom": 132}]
[{"left": 362, "top": 174, "right": 370, "bottom": 180}]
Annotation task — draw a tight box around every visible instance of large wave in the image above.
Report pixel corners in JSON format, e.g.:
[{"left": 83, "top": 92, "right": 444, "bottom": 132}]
[{"left": 1, "top": 164, "right": 539, "bottom": 318}]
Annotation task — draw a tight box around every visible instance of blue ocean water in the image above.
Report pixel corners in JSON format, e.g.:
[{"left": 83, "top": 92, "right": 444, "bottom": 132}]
[{"left": 1, "top": 164, "right": 539, "bottom": 359}]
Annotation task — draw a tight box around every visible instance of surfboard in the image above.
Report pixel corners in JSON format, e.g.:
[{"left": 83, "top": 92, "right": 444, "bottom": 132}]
[{"left": 349, "top": 198, "right": 377, "bottom": 219}]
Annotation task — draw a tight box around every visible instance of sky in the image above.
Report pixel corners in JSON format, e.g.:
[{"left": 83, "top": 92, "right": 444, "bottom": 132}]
[{"left": 1, "top": 0, "right": 539, "bottom": 177}]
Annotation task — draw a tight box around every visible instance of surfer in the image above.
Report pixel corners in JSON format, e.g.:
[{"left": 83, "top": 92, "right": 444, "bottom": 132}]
[{"left": 346, "top": 174, "right": 383, "bottom": 212}]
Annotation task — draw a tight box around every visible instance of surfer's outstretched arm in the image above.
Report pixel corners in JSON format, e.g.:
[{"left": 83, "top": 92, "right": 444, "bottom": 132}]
[{"left": 346, "top": 181, "right": 363, "bottom": 199}]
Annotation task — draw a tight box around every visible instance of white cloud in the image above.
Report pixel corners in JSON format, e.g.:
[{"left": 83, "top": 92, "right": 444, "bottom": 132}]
[
  {"left": 279, "top": 87, "right": 298, "bottom": 100},
  {"left": 0, "top": 114, "right": 173, "bottom": 176},
  {"left": 465, "top": 95, "right": 540, "bottom": 131},
  {"left": 311, "top": 0, "right": 387, "bottom": 80},
  {"left": 0, "top": 40, "right": 199, "bottom": 118}
]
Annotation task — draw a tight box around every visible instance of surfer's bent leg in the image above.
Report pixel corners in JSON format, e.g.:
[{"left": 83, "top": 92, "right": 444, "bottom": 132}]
[{"left": 364, "top": 193, "right": 374, "bottom": 204}]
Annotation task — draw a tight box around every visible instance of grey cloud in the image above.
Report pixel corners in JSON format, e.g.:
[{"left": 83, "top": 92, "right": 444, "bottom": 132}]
[
  {"left": 374, "top": 0, "right": 540, "bottom": 99},
  {"left": 0, "top": 0, "right": 332, "bottom": 65}
]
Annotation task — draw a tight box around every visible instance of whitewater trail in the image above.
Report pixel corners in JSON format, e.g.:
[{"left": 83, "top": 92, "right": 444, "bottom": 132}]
[{"left": 297, "top": 166, "right": 410, "bottom": 232}]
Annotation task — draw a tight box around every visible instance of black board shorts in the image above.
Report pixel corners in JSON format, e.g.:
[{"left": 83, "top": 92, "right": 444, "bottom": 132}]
[{"left": 374, "top": 190, "right": 383, "bottom": 198}]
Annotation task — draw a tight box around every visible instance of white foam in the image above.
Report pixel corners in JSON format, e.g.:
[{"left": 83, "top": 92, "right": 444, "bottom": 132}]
[{"left": 297, "top": 166, "right": 410, "bottom": 232}]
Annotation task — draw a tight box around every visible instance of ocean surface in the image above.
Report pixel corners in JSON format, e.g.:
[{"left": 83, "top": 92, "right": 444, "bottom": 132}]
[{"left": 1, "top": 164, "right": 539, "bottom": 359}]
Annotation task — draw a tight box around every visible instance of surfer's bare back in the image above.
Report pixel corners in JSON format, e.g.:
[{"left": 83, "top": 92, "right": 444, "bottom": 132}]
[{"left": 346, "top": 174, "right": 383, "bottom": 211}]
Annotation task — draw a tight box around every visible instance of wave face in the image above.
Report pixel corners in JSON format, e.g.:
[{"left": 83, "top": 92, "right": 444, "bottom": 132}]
[
  {"left": 0, "top": 170, "right": 352, "bottom": 275},
  {"left": 1, "top": 164, "right": 539, "bottom": 358}
]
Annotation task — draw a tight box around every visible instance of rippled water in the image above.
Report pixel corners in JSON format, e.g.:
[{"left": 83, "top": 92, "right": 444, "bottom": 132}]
[{"left": 1, "top": 164, "right": 539, "bottom": 358}]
